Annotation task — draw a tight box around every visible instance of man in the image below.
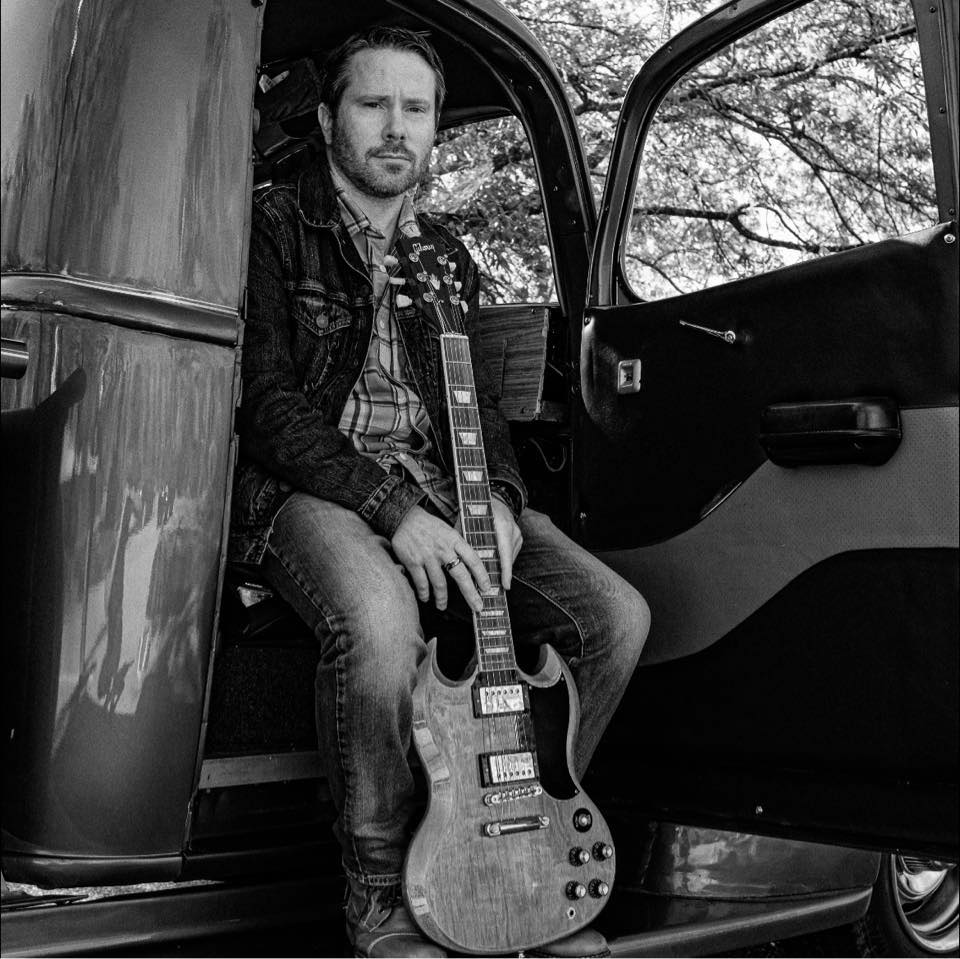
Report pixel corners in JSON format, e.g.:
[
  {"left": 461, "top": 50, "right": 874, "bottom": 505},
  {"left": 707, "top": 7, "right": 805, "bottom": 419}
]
[{"left": 231, "top": 26, "right": 650, "bottom": 958}]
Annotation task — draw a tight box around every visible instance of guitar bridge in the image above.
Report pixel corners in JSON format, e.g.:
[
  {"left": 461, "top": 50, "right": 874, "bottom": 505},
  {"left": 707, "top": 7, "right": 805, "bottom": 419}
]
[{"left": 482, "top": 814, "right": 550, "bottom": 838}]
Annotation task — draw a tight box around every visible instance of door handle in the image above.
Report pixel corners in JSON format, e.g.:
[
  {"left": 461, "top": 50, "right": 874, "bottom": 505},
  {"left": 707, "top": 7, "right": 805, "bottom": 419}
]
[
  {"left": 759, "top": 397, "right": 901, "bottom": 466},
  {"left": 1, "top": 338, "right": 29, "bottom": 379}
]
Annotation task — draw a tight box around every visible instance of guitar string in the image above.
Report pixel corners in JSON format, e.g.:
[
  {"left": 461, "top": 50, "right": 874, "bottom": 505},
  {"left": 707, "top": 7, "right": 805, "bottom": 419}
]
[
  {"left": 444, "top": 288, "right": 532, "bottom": 769},
  {"left": 429, "top": 288, "right": 498, "bottom": 766},
  {"left": 420, "top": 258, "right": 532, "bottom": 771}
]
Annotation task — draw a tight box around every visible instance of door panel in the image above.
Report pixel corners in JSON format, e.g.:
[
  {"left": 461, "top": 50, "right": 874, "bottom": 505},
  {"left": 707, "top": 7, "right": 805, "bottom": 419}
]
[
  {"left": 594, "top": 405, "right": 957, "bottom": 665},
  {"left": 580, "top": 0, "right": 958, "bottom": 851},
  {"left": 580, "top": 223, "right": 958, "bottom": 548}
]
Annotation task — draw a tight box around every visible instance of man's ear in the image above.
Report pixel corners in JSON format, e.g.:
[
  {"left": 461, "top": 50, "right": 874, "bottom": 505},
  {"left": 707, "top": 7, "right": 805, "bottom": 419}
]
[{"left": 318, "top": 102, "right": 333, "bottom": 144}]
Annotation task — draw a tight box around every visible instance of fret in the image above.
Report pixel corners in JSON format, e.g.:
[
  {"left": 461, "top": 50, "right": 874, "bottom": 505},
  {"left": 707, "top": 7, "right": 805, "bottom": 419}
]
[{"left": 401, "top": 244, "right": 519, "bottom": 674}]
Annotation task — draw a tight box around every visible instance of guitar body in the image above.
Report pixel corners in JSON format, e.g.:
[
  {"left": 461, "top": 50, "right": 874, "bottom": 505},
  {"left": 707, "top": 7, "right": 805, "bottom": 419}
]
[{"left": 404, "top": 639, "right": 616, "bottom": 955}]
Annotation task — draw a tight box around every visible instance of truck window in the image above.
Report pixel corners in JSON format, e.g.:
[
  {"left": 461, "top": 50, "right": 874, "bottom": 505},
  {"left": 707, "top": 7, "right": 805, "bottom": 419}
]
[
  {"left": 623, "top": 0, "right": 938, "bottom": 300},
  {"left": 419, "top": 116, "right": 556, "bottom": 306}
]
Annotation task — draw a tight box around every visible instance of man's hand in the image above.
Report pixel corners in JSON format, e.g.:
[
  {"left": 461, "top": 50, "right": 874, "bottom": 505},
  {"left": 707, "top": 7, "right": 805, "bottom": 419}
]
[
  {"left": 491, "top": 495, "right": 523, "bottom": 590},
  {"left": 392, "top": 505, "right": 490, "bottom": 612}
]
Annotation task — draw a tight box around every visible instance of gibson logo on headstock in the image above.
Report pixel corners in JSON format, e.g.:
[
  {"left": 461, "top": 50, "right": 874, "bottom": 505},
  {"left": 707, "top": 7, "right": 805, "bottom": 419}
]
[{"left": 407, "top": 241, "right": 438, "bottom": 263}]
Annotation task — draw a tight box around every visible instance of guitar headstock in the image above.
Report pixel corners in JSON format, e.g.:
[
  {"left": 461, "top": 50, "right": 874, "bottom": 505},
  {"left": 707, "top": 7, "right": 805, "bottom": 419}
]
[{"left": 395, "top": 234, "right": 466, "bottom": 334}]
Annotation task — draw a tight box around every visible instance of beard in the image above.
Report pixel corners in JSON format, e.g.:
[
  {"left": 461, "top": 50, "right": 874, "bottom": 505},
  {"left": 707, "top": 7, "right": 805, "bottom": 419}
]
[{"left": 330, "top": 121, "right": 430, "bottom": 199}]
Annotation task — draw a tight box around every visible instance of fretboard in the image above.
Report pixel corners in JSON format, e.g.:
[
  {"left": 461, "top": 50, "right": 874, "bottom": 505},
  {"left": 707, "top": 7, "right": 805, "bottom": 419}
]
[{"left": 441, "top": 333, "right": 518, "bottom": 676}]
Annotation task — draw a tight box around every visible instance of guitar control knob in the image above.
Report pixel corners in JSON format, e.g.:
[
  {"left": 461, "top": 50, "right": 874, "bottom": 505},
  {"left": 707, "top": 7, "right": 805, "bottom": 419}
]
[
  {"left": 593, "top": 841, "right": 614, "bottom": 861},
  {"left": 573, "top": 809, "right": 593, "bottom": 832},
  {"left": 566, "top": 881, "right": 588, "bottom": 900},
  {"left": 589, "top": 879, "right": 610, "bottom": 898},
  {"left": 569, "top": 847, "right": 591, "bottom": 866}
]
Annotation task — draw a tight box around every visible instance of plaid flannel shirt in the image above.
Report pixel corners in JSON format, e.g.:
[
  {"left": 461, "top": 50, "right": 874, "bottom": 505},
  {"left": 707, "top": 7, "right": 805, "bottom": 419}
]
[{"left": 334, "top": 180, "right": 459, "bottom": 523}]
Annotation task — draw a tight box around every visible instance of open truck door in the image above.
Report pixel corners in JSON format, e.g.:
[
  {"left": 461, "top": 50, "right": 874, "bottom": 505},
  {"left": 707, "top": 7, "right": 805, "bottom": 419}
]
[{"left": 578, "top": 0, "right": 958, "bottom": 855}]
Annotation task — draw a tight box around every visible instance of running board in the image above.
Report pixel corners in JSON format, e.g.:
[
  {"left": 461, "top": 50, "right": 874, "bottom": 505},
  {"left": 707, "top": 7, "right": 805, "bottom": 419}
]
[
  {"left": 0, "top": 877, "right": 343, "bottom": 958},
  {"left": 1, "top": 877, "right": 871, "bottom": 957},
  {"left": 606, "top": 886, "right": 872, "bottom": 956}
]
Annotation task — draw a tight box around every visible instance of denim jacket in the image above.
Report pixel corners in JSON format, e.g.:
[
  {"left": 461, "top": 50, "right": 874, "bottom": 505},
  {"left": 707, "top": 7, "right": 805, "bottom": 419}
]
[{"left": 229, "top": 154, "right": 527, "bottom": 565}]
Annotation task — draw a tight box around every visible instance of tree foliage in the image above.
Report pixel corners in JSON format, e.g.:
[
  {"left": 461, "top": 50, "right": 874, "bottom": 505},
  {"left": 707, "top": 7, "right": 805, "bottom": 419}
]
[{"left": 420, "top": 0, "right": 938, "bottom": 303}]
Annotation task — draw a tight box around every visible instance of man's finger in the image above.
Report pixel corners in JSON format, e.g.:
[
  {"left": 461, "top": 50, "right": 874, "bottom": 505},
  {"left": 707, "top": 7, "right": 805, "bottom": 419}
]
[
  {"left": 448, "top": 562, "right": 483, "bottom": 612},
  {"left": 495, "top": 521, "right": 514, "bottom": 590},
  {"left": 455, "top": 542, "right": 491, "bottom": 595},
  {"left": 424, "top": 558, "right": 448, "bottom": 610},
  {"left": 406, "top": 564, "right": 431, "bottom": 604}
]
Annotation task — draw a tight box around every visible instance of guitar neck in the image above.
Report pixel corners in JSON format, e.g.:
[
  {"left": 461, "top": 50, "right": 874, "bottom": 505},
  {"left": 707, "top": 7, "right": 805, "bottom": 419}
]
[{"left": 441, "top": 333, "right": 518, "bottom": 676}]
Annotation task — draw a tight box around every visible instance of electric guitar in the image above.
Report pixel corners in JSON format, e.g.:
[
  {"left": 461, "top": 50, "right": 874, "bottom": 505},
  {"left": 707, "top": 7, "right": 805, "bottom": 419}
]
[{"left": 396, "top": 234, "right": 615, "bottom": 955}]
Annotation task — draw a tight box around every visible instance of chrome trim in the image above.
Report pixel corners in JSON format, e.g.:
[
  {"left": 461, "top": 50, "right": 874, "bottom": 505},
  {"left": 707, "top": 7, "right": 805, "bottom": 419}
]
[
  {"left": 1, "top": 336, "right": 28, "bottom": 378},
  {"left": 1, "top": 274, "right": 238, "bottom": 346}
]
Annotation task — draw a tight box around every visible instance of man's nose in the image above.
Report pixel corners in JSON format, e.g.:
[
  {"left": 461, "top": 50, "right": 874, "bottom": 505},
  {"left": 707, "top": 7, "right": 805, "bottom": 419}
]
[{"left": 383, "top": 104, "right": 406, "bottom": 140}]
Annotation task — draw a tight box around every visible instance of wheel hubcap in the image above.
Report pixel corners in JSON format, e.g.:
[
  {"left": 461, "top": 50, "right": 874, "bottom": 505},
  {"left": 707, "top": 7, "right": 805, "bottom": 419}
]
[{"left": 891, "top": 854, "right": 959, "bottom": 953}]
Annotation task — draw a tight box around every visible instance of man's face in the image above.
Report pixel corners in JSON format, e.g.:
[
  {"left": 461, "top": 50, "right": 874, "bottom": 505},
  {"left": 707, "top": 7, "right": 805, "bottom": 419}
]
[{"left": 320, "top": 48, "right": 437, "bottom": 199}]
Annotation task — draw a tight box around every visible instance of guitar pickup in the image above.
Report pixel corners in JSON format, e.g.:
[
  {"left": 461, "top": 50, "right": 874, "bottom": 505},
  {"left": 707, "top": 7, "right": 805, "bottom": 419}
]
[
  {"left": 479, "top": 750, "right": 538, "bottom": 787},
  {"left": 472, "top": 683, "right": 528, "bottom": 718}
]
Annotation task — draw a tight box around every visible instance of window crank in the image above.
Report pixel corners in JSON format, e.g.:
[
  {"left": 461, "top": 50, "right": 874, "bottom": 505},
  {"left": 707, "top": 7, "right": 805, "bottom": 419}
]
[{"left": 678, "top": 320, "right": 737, "bottom": 345}]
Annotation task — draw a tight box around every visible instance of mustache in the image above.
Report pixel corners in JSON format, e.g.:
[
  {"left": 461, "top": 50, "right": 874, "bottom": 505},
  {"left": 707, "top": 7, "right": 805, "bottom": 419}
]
[{"left": 369, "top": 146, "right": 417, "bottom": 161}]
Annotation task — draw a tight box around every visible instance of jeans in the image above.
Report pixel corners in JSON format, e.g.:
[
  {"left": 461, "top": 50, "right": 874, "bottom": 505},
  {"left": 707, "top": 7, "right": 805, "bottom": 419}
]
[{"left": 262, "top": 492, "right": 649, "bottom": 886}]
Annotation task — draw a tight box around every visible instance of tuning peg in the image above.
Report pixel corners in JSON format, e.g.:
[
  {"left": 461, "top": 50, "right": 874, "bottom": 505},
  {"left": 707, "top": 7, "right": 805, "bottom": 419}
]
[
  {"left": 388, "top": 277, "right": 406, "bottom": 286},
  {"left": 396, "top": 293, "right": 413, "bottom": 308},
  {"left": 383, "top": 254, "right": 399, "bottom": 268},
  {"left": 454, "top": 281, "right": 462, "bottom": 291}
]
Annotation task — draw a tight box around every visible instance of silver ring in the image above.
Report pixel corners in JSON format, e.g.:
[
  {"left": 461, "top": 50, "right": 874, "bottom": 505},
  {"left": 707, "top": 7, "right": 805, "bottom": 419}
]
[{"left": 443, "top": 557, "right": 463, "bottom": 572}]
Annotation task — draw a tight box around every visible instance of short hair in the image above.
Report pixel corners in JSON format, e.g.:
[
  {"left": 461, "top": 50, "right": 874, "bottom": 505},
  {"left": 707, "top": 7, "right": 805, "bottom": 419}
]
[{"left": 320, "top": 27, "right": 447, "bottom": 118}]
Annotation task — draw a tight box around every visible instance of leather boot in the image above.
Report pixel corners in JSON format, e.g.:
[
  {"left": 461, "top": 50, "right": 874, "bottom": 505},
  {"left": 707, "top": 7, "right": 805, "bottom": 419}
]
[
  {"left": 344, "top": 878, "right": 447, "bottom": 958},
  {"left": 529, "top": 925, "right": 611, "bottom": 958}
]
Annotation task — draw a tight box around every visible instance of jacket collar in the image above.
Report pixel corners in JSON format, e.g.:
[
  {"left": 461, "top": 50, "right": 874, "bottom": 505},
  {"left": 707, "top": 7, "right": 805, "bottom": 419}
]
[{"left": 295, "top": 150, "right": 341, "bottom": 229}]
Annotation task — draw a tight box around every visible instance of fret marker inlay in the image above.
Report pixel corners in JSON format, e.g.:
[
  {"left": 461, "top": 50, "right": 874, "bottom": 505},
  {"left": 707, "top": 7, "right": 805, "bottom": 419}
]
[
  {"left": 453, "top": 389, "right": 472, "bottom": 404},
  {"left": 458, "top": 432, "right": 477, "bottom": 446}
]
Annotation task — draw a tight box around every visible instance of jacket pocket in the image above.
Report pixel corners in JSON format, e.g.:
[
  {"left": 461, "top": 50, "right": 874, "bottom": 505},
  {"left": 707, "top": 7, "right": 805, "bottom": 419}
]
[{"left": 289, "top": 289, "right": 353, "bottom": 393}]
